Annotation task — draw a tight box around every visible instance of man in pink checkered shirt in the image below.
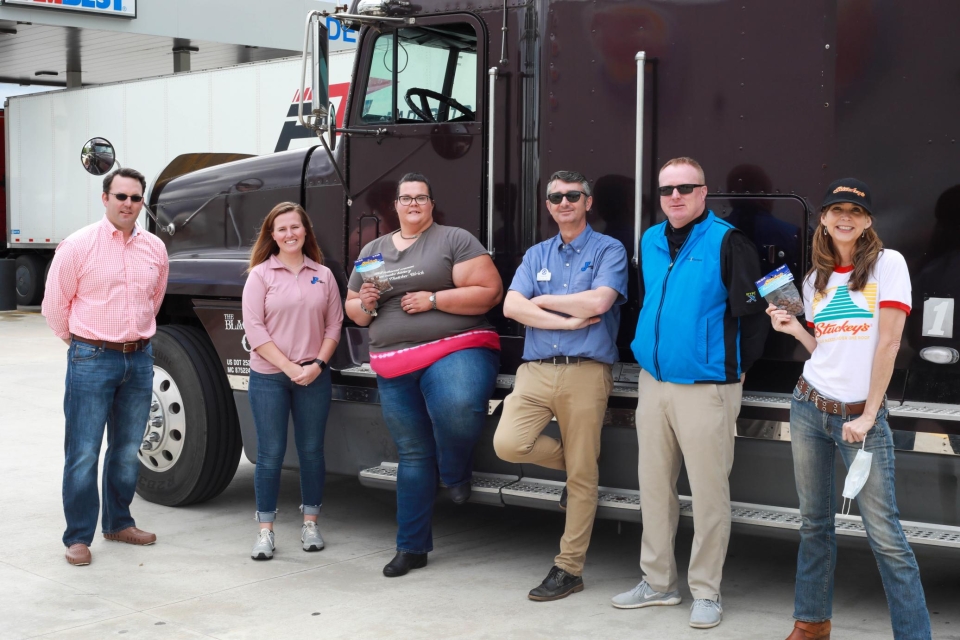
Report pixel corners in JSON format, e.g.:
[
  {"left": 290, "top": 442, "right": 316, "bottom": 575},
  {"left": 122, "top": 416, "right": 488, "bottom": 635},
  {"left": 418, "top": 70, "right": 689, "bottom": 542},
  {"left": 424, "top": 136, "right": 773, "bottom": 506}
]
[{"left": 42, "top": 167, "right": 169, "bottom": 566}]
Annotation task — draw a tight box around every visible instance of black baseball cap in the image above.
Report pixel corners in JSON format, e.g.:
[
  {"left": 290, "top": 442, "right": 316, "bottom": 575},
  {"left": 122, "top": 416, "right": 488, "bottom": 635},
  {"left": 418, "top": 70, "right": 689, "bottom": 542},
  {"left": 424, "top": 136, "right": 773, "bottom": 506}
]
[{"left": 820, "top": 178, "right": 873, "bottom": 215}]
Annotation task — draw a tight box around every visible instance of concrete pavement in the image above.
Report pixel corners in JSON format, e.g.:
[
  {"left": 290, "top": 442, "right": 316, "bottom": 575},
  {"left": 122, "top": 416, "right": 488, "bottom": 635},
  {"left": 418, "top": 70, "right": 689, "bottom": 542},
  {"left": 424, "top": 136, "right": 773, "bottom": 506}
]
[{"left": 2, "top": 309, "right": 959, "bottom": 640}]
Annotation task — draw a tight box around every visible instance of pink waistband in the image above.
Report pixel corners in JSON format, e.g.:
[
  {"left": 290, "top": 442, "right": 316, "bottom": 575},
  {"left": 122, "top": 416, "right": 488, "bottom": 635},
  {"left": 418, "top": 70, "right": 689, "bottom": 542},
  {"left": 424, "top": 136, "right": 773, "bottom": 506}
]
[{"left": 370, "top": 330, "right": 501, "bottom": 378}]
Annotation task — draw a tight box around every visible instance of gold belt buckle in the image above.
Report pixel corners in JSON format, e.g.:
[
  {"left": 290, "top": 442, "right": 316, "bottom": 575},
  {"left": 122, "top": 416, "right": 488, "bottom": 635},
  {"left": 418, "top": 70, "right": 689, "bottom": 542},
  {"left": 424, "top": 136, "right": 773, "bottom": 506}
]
[{"left": 122, "top": 342, "right": 138, "bottom": 353}]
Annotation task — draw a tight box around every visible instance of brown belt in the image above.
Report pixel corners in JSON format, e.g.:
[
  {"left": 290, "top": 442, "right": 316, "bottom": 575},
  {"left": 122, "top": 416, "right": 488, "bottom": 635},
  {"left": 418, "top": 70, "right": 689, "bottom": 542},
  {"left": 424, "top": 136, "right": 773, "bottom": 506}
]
[
  {"left": 796, "top": 376, "right": 866, "bottom": 417},
  {"left": 72, "top": 334, "right": 150, "bottom": 353}
]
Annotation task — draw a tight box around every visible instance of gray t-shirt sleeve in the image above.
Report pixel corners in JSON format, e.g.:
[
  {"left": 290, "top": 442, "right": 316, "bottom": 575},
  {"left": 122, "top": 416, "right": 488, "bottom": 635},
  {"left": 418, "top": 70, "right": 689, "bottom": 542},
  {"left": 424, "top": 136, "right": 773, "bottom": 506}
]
[{"left": 449, "top": 227, "right": 488, "bottom": 264}]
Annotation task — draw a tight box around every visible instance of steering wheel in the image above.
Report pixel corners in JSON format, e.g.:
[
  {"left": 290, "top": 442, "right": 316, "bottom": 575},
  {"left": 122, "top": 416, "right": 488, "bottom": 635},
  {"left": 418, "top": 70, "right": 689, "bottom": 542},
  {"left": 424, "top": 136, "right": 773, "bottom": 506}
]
[{"left": 404, "top": 88, "right": 475, "bottom": 122}]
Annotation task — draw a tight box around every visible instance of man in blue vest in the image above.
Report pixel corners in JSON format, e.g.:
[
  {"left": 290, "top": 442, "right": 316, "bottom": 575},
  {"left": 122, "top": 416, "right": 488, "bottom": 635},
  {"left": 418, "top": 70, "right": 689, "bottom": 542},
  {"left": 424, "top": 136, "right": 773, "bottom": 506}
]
[{"left": 612, "top": 157, "right": 768, "bottom": 628}]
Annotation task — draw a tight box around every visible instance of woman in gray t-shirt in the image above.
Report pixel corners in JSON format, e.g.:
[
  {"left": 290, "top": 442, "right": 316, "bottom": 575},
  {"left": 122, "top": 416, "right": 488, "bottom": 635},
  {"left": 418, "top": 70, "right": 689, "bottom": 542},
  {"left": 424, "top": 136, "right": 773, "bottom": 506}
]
[{"left": 345, "top": 173, "right": 503, "bottom": 578}]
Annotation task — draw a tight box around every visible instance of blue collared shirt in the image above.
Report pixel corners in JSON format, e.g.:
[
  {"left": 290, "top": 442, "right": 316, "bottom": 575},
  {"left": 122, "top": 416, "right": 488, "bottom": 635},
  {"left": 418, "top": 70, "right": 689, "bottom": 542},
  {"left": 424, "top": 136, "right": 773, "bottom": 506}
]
[{"left": 509, "top": 224, "right": 628, "bottom": 364}]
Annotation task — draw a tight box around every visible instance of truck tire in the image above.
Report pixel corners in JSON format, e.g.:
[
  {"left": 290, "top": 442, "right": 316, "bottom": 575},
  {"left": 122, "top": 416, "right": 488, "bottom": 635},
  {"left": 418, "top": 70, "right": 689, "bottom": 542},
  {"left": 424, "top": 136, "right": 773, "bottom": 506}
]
[
  {"left": 15, "top": 254, "right": 45, "bottom": 306},
  {"left": 136, "top": 325, "right": 242, "bottom": 506}
]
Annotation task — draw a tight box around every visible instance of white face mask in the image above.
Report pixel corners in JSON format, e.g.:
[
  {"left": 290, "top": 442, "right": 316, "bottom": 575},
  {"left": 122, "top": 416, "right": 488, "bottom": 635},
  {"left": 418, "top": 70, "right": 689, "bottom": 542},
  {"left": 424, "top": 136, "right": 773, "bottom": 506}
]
[{"left": 841, "top": 434, "right": 873, "bottom": 515}]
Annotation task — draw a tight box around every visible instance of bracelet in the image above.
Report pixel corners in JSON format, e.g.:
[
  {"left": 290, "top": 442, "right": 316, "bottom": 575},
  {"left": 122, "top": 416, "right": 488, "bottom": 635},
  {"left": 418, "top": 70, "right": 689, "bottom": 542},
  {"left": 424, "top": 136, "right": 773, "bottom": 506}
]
[{"left": 359, "top": 301, "right": 377, "bottom": 316}]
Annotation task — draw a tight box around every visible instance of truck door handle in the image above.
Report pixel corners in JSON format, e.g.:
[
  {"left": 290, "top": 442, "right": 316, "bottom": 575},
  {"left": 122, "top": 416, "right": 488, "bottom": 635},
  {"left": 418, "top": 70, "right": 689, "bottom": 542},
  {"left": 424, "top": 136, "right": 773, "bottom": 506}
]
[{"left": 358, "top": 214, "right": 380, "bottom": 255}]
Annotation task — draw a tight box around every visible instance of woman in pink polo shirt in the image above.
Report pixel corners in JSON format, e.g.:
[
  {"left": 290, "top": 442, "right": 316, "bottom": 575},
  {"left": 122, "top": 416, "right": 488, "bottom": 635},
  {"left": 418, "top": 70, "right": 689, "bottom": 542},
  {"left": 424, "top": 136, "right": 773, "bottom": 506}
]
[{"left": 242, "top": 202, "right": 343, "bottom": 560}]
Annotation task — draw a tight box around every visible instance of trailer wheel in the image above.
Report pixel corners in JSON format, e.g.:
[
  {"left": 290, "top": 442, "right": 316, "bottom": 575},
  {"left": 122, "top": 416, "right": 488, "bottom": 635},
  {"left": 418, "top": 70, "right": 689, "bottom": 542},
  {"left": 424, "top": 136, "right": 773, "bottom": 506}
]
[
  {"left": 14, "top": 254, "right": 45, "bottom": 306},
  {"left": 136, "top": 325, "right": 242, "bottom": 506}
]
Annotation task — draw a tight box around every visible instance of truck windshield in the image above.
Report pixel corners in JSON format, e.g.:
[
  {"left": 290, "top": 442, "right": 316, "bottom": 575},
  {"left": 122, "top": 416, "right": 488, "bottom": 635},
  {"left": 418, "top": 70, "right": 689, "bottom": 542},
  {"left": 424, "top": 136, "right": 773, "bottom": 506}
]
[{"left": 361, "top": 23, "right": 478, "bottom": 124}]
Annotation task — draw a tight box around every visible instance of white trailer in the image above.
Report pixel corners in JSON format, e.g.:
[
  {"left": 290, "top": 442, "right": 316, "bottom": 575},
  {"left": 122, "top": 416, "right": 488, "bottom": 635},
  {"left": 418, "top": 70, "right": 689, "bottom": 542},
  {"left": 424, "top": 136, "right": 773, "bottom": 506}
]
[{"left": 2, "top": 50, "right": 354, "bottom": 305}]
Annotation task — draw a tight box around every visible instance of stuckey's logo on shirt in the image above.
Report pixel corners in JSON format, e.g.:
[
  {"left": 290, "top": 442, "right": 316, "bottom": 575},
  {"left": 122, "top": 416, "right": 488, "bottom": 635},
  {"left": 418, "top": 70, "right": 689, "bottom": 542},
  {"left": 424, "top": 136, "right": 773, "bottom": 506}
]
[
  {"left": 814, "top": 320, "right": 872, "bottom": 338},
  {"left": 311, "top": 276, "right": 322, "bottom": 284},
  {"left": 812, "top": 283, "right": 877, "bottom": 341}
]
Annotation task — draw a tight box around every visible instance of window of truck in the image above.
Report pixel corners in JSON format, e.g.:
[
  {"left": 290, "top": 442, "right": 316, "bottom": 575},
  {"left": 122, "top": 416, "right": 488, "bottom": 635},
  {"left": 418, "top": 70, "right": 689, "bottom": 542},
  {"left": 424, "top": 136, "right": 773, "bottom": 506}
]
[{"left": 360, "top": 23, "right": 478, "bottom": 124}]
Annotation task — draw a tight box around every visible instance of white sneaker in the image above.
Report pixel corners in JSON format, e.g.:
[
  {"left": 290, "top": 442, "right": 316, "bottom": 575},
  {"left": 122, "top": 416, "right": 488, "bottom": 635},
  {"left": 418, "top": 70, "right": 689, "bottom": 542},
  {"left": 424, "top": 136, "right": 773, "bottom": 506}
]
[
  {"left": 689, "top": 597, "right": 723, "bottom": 629},
  {"left": 251, "top": 528, "right": 275, "bottom": 560},
  {"left": 611, "top": 580, "right": 682, "bottom": 609},
  {"left": 301, "top": 521, "right": 325, "bottom": 552}
]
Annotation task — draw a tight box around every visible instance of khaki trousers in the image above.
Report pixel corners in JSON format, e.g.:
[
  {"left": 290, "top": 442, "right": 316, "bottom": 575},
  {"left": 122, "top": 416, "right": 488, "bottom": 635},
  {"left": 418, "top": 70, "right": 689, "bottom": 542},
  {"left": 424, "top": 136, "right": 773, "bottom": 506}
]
[
  {"left": 494, "top": 360, "right": 612, "bottom": 576},
  {"left": 636, "top": 368, "right": 741, "bottom": 600}
]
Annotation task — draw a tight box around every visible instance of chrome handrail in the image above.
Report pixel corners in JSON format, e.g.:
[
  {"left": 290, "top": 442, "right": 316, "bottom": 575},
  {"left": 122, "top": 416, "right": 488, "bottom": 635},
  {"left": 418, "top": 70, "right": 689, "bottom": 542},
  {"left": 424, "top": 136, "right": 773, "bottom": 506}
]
[
  {"left": 633, "top": 51, "right": 646, "bottom": 267},
  {"left": 486, "top": 67, "right": 498, "bottom": 258}
]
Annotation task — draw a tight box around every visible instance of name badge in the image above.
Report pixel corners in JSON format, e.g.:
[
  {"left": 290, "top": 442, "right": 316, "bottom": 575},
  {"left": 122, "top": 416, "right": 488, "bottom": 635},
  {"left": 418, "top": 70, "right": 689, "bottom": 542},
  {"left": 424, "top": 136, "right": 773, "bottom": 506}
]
[{"left": 537, "top": 268, "right": 551, "bottom": 282}]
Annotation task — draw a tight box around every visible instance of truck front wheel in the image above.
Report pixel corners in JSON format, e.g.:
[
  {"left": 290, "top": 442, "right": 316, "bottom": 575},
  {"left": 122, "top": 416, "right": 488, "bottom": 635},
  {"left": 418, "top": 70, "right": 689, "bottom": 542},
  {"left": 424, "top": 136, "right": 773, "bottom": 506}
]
[{"left": 137, "top": 325, "right": 242, "bottom": 506}]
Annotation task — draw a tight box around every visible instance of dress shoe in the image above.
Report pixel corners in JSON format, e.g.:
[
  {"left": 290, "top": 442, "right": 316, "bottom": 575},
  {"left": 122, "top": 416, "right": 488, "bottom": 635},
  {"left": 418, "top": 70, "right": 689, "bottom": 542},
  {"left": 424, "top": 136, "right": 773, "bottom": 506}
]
[
  {"left": 103, "top": 526, "right": 157, "bottom": 545},
  {"left": 382, "top": 551, "right": 428, "bottom": 577},
  {"left": 559, "top": 486, "right": 568, "bottom": 511},
  {"left": 65, "top": 543, "right": 91, "bottom": 566},
  {"left": 448, "top": 482, "right": 472, "bottom": 505},
  {"left": 786, "top": 620, "right": 831, "bottom": 639},
  {"left": 528, "top": 565, "right": 584, "bottom": 601}
]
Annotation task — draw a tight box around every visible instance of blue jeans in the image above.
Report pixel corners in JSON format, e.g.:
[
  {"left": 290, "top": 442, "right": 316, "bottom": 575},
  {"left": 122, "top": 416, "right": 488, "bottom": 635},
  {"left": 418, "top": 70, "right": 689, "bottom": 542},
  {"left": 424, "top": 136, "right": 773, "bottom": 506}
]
[
  {"left": 62, "top": 340, "right": 154, "bottom": 546},
  {"left": 376, "top": 348, "right": 499, "bottom": 554},
  {"left": 790, "top": 389, "right": 931, "bottom": 640},
  {"left": 248, "top": 368, "right": 332, "bottom": 522}
]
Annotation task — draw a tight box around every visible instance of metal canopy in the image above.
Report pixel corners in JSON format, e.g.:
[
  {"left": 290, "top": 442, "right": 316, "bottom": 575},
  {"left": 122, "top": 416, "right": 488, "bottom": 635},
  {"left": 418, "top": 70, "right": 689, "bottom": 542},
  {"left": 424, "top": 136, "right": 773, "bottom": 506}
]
[{"left": 0, "top": 22, "right": 297, "bottom": 86}]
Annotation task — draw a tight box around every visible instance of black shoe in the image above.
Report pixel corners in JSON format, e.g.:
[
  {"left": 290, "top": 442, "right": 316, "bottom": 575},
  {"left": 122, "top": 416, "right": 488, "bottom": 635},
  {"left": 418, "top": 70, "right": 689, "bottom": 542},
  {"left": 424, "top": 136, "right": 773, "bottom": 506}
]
[
  {"left": 382, "top": 551, "right": 428, "bottom": 577},
  {"left": 448, "top": 482, "right": 472, "bottom": 505},
  {"left": 528, "top": 565, "right": 584, "bottom": 601},
  {"left": 559, "top": 486, "right": 567, "bottom": 511}
]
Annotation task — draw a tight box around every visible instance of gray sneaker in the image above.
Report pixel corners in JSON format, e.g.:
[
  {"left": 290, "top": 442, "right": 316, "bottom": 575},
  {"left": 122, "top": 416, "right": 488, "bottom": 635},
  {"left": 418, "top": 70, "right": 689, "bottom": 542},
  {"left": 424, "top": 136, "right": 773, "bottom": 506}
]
[
  {"left": 251, "top": 528, "right": 275, "bottom": 560},
  {"left": 689, "top": 597, "right": 723, "bottom": 629},
  {"left": 301, "top": 521, "right": 325, "bottom": 552},
  {"left": 611, "top": 580, "right": 682, "bottom": 609}
]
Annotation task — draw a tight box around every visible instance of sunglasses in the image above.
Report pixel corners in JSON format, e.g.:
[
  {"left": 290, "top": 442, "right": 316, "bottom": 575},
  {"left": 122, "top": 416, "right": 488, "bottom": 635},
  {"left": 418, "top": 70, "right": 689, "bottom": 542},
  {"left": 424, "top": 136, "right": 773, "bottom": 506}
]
[
  {"left": 547, "top": 191, "right": 586, "bottom": 205},
  {"left": 658, "top": 184, "right": 704, "bottom": 197},
  {"left": 110, "top": 192, "right": 144, "bottom": 203},
  {"left": 397, "top": 195, "right": 432, "bottom": 206}
]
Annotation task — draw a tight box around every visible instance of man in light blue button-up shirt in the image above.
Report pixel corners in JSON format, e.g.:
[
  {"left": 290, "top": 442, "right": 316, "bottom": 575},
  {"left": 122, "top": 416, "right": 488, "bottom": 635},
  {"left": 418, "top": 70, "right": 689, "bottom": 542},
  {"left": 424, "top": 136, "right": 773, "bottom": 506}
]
[{"left": 494, "top": 170, "right": 628, "bottom": 602}]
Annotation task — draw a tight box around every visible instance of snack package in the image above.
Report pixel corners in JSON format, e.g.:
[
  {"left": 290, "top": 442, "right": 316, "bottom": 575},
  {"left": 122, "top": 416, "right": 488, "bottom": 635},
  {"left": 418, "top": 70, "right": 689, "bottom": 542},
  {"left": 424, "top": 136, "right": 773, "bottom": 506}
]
[
  {"left": 755, "top": 264, "right": 804, "bottom": 316},
  {"left": 354, "top": 253, "right": 393, "bottom": 293}
]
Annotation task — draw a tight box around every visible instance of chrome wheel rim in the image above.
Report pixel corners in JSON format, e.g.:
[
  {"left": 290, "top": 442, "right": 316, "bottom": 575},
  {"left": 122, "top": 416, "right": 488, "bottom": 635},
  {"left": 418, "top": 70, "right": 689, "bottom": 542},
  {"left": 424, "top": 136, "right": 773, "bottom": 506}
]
[{"left": 139, "top": 365, "right": 186, "bottom": 472}]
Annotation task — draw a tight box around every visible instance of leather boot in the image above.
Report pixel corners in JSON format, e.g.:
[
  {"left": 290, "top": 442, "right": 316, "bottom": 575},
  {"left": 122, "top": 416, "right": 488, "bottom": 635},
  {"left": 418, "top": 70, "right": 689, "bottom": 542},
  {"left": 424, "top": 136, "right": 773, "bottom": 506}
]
[
  {"left": 786, "top": 620, "right": 831, "bottom": 640},
  {"left": 382, "top": 551, "right": 428, "bottom": 577}
]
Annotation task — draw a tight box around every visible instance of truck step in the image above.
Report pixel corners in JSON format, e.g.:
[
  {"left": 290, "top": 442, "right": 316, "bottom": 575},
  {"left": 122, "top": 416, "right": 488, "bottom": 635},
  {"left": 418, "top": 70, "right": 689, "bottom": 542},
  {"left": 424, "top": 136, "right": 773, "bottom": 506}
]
[
  {"left": 358, "top": 463, "right": 960, "bottom": 549},
  {"left": 358, "top": 463, "right": 518, "bottom": 507}
]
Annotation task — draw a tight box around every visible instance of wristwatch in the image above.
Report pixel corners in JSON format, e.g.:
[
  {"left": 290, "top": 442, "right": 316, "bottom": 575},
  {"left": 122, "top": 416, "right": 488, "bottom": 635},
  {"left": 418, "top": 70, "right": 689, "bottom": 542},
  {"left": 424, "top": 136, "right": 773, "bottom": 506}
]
[
  {"left": 429, "top": 293, "right": 437, "bottom": 310},
  {"left": 313, "top": 359, "right": 327, "bottom": 372}
]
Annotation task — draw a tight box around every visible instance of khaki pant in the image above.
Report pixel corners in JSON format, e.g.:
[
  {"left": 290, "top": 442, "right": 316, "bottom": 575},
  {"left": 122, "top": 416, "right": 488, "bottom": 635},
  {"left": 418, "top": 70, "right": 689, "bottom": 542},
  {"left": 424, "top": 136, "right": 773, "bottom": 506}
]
[
  {"left": 494, "top": 360, "right": 612, "bottom": 576},
  {"left": 636, "top": 368, "right": 741, "bottom": 600}
]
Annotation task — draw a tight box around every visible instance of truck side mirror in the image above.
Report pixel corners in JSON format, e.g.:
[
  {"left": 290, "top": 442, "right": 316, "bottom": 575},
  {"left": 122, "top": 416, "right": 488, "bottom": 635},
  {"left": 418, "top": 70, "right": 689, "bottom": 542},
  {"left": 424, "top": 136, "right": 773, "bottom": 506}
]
[
  {"left": 80, "top": 137, "right": 116, "bottom": 176},
  {"left": 299, "top": 11, "right": 330, "bottom": 132},
  {"left": 312, "top": 16, "right": 330, "bottom": 124}
]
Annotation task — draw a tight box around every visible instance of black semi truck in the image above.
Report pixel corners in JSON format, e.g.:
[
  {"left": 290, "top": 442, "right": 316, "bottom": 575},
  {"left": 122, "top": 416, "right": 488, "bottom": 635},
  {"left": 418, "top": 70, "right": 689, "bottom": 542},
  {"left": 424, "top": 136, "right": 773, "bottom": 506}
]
[{"left": 115, "top": 0, "right": 960, "bottom": 550}]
